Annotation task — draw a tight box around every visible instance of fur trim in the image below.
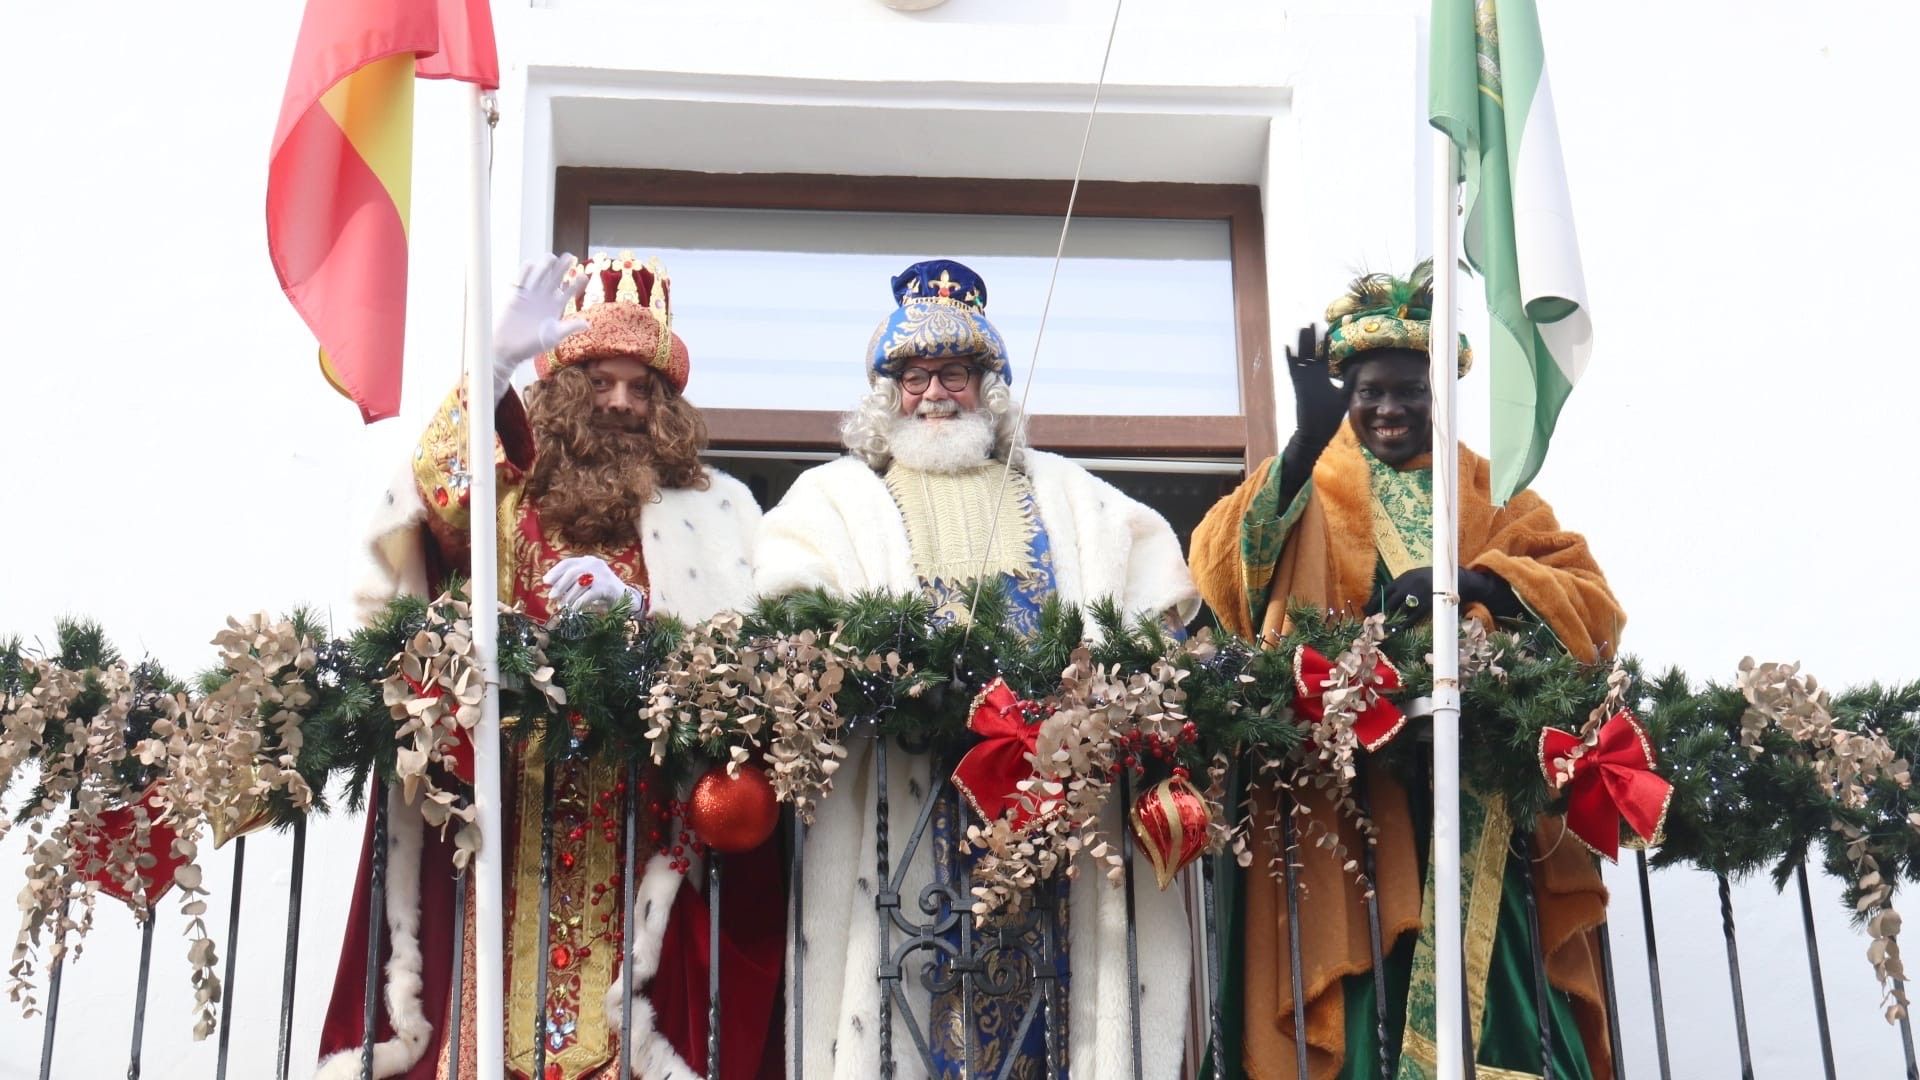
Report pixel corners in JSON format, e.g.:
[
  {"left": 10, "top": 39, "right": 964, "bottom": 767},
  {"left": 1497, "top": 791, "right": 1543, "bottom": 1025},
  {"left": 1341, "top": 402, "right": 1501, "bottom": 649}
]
[
  {"left": 765, "top": 452, "right": 1199, "bottom": 1076},
  {"left": 641, "top": 467, "right": 761, "bottom": 623},
  {"left": 602, "top": 853, "right": 701, "bottom": 1079},
  {"left": 315, "top": 788, "right": 432, "bottom": 1080}
]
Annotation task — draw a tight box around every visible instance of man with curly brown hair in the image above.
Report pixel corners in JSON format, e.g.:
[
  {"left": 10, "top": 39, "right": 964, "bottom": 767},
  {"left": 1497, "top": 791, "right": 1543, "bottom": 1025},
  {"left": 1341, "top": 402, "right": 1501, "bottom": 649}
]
[{"left": 319, "top": 253, "right": 781, "bottom": 1080}]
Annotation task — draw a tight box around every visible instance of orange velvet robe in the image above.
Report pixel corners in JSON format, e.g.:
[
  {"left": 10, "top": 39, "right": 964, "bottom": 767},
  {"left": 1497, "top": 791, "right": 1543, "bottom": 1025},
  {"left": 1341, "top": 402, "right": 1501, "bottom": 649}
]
[{"left": 1187, "top": 422, "right": 1625, "bottom": 1080}]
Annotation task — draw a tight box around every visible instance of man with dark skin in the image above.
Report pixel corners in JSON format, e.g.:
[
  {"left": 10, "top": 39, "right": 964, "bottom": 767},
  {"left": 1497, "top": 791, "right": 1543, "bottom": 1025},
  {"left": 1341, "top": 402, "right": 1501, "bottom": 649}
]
[
  {"left": 1187, "top": 263, "right": 1626, "bottom": 1080},
  {"left": 1334, "top": 348, "right": 1519, "bottom": 619}
]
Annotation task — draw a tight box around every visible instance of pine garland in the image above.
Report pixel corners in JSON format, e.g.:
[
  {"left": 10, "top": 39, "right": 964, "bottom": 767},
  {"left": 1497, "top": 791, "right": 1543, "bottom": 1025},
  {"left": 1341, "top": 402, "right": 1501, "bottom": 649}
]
[{"left": 4, "top": 591, "right": 1919, "bottom": 1034}]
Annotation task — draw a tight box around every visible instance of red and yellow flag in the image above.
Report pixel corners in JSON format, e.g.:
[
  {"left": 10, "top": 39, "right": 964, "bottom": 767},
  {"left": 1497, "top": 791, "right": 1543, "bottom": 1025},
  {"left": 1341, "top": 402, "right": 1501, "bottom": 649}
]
[{"left": 267, "top": 0, "right": 498, "bottom": 423}]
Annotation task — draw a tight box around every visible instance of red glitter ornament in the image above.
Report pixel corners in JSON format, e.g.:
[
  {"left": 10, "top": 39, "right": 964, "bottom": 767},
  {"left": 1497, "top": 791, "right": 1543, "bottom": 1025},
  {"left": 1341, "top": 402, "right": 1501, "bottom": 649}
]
[{"left": 685, "top": 764, "right": 779, "bottom": 853}]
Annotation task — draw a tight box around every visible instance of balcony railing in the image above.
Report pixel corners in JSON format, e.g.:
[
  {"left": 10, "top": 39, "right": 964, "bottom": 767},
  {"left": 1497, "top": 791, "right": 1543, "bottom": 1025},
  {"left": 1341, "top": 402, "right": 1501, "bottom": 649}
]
[{"left": 17, "top": 738, "right": 1920, "bottom": 1079}]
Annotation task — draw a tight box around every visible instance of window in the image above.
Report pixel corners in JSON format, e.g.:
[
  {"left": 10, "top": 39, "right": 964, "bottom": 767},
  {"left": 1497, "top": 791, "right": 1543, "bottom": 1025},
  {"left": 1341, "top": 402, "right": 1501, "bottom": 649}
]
[{"left": 552, "top": 168, "right": 1275, "bottom": 572}]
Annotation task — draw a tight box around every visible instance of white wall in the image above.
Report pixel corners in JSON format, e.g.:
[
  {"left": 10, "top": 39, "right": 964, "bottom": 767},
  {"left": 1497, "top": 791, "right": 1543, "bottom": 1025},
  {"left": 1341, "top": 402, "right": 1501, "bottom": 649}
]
[{"left": 1, "top": 0, "right": 1914, "bottom": 1076}]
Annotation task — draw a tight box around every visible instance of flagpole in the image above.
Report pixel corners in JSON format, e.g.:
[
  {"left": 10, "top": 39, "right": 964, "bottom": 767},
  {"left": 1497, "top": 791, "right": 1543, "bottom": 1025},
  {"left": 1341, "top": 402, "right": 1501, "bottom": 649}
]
[
  {"left": 463, "top": 82, "right": 506, "bottom": 1080},
  {"left": 1428, "top": 127, "right": 1465, "bottom": 1080}
]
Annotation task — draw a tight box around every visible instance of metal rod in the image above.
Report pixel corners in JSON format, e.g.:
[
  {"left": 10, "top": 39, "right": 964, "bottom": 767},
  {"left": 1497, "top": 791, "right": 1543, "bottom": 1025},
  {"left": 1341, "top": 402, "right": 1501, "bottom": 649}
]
[
  {"left": 1793, "top": 859, "right": 1839, "bottom": 1080},
  {"left": 1357, "top": 771, "right": 1391, "bottom": 1080},
  {"left": 1595, "top": 912, "right": 1626, "bottom": 1080},
  {"left": 448, "top": 865, "right": 468, "bottom": 1080},
  {"left": 959, "top": 784, "right": 975, "bottom": 1080},
  {"left": 1517, "top": 834, "right": 1554, "bottom": 1080},
  {"left": 37, "top": 790, "right": 80, "bottom": 1080},
  {"left": 708, "top": 853, "right": 722, "bottom": 1080},
  {"left": 1633, "top": 850, "right": 1671, "bottom": 1080},
  {"left": 275, "top": 817, "right": 307, "bottom": 1080},
  {"left": 1895, "top": 978, "right": 1918, "bottom": 1080},
  {"left": 790, "top": 810, "right": 806, "bottom": 1076},
  {"left": 876, "top": 738, "right": 895, "bottom": 1078},
  {"left": 1715, "top": 872, "right": 1755, "bottom": 1080},
  {"left": 1118, "top": 769, "right": 1146, "bottom": 1080},
  {"left": 621, "top": 763, "right": 639, "bottom": 1080},
  {"left": 462, "top": 83, "right": 508, "bottom": 1080},
  {"left": 125, "top": 909, "right": 157, "bottom": 1080},
  {"left": 362, "top": 788, "right": 391, "bottom": 1077},
  {"left": 215, "top": 835, "right": 247, "bottom": 1080},
  {"left": 1279, "top": 793, "right": 1311, "bottom": 1080},
  {"left": 1427, "top": 124, "right": 1466, "bottom": 1080},
  {"left": 1043, "top": 875, "right": 1062, "bottom": 1080},
  {"left": 37, "top": 885, "right": 73, "bottom": 1080},
  {"left": 1202, "top": 853, "right": 1225, "bottom": 1080},
  {"left": 532, "top": 765, "right": 557, "bottom": 1080}
]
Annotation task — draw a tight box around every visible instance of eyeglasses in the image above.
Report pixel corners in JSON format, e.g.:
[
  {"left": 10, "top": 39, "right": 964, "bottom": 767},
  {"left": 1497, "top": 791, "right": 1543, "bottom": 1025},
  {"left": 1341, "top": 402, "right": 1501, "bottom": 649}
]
[{"left": 897, "top": 363, "right": 976, "bottom": 394}]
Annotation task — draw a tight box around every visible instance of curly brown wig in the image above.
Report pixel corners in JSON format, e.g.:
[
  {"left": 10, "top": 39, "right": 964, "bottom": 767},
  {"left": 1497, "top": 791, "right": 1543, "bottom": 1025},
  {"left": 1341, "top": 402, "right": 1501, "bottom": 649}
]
[{"left": 522, "top": 365, "right": 710, "bottom": 550}]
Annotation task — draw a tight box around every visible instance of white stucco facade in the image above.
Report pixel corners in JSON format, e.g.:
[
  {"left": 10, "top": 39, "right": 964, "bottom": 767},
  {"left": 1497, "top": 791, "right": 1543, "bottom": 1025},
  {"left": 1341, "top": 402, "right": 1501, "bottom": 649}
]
[{"left": 1, "top": 1, "right": 1916, "bottom": 1077}]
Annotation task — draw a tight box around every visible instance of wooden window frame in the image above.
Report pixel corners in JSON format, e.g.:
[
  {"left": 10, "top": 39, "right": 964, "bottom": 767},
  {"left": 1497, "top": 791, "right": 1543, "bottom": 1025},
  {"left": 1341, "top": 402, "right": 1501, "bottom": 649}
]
[{"left": 553, "top": 167, "right": 1277, "bottom": 469}]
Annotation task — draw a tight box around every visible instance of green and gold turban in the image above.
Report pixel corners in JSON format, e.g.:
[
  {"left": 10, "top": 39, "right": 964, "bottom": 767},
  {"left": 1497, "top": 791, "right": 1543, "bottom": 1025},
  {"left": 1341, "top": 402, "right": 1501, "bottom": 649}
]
[{"left": 1319, "top": 260, "right": 1473, "bottom": 376}]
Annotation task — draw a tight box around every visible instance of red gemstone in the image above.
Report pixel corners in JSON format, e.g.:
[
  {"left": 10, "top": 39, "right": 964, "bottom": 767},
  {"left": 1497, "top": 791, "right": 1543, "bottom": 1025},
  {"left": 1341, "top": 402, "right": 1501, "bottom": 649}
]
[
  {"left": 546, "top": 1064, "right": 564, "bottom": 1080},
  {"left": 559, "top": 852, "right": 577, "bottom": 871},
  {"left": 551, "top": 944, "right": 573, "bottom": 970}
]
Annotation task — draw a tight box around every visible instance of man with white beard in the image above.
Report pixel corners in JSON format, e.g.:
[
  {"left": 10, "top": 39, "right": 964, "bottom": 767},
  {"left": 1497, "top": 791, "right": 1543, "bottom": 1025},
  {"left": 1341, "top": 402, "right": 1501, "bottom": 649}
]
[{"left": 754, "top": 259, "right": 1200, "bottom": 1079}]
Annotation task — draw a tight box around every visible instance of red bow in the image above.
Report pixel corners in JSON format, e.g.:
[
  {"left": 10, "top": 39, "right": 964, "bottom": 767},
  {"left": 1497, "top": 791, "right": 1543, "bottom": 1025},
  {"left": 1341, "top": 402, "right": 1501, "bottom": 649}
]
[
  {"left": 1539, "top": 710, "right": 1672, "bottom": 861},
  {"left": 951, "top": 678, "right": 1061, "bottom": 833},
  {"left": 1293, "top": 645, "right": 1406, "bottom": 752}
]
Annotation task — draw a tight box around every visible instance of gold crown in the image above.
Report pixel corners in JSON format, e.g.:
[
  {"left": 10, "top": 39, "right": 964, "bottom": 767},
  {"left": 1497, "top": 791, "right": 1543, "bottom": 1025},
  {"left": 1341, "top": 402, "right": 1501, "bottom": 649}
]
[{"left": 565, "top": 252, "right": 672, "bottom": 328}]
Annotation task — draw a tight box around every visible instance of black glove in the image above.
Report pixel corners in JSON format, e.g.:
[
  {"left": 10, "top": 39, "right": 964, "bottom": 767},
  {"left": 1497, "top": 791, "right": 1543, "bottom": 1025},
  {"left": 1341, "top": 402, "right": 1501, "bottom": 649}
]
[
  {"left": 1276, "top": 325, "right": 1346, "bottom": 506},
  {"left": 1368, "top": 566, "right": 1522, "bottom": 621}
]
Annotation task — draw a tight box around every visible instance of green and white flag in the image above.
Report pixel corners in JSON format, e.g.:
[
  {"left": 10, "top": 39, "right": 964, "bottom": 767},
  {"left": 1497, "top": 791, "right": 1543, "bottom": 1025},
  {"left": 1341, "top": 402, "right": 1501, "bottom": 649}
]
[{"left": 1430, "top": 0, "right": 1592, "bottom": 504}]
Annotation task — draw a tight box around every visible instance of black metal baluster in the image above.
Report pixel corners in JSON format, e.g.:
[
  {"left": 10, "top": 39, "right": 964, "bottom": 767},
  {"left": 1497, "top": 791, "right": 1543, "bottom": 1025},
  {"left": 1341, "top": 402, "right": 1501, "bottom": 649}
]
[
  {"left": 362, "top": 789, "right": 391, "bottom": 1077},
  {"left": 1516, "top": 833, "right": 1554, "bottom": 1080},
  {"left": 1042, "top": 875, "right": 1062, "bottom": 1080},
  {"left": 38, "top": 790, "right": 79, "bottom": 1080},
  {"left": 37, "top": 888, "right": 73, "bottom": 1080},
  {"left": 1278, "top": 793, "right": 1310, "bottom": 1080},
  {"left": 215, "top": 836, "right": 247, "bottom": 1080},
  {"left": 1793, "top": 858, "right": 1838, "bottom": 1080},
  {"left": 1117, "top": 769, "right": 1146, "bottom": 1080},
  {"left": 958, "top": 780, "right": 975, "bottom": 1080},
  {"left": 1356, "top": 770, "right": 1391, "bottom": 1080},
  {"left": 447, "top": 865, "right": 467, "bottom": 1080},
  {"left": 275, "top": 817, "right": 307, "bottom": 1080},
  {"left": 621, "top": 763, "right": 639, "bottom": 1080},
  {"left": 1202, "top": 853, "right": 1224, "bottom": 1080},
  {"left": 1715, "top": 872, "right": 1755, "bottom": 1080},
  {"left": 708, "top": 853, "right": 722, "bottom": 1080},
  {"left": 531, "top": 765, "right": 557, "bottom": 1080},
  {"left": 1596, "top": 914, "right": 1625, "bottom": 1080},
  {"left": 789, "top": 811, "right": 806, "bottom": 1076},
  {"left": 876, "top": 739, "right": 895, "bottom": 1079},
  {"left": 124, "top": 907, "right": 157, "bottom": 1080},
  {"left": 1633, "top": 850, "right": 1671, "bottom": 1080},
  {"left": 1896, "top": 978, "right": 1919, "bottom": 1080}
]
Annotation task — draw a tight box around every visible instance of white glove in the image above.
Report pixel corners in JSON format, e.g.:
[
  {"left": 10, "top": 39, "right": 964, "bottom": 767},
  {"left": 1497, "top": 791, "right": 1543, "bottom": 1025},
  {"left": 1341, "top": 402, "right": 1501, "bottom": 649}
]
[
  {"left": 542, "top": 555, "right": 648, "bottom": 615},
  {"left": 492, "top": 254, "right": 591, "bottom": 399}
]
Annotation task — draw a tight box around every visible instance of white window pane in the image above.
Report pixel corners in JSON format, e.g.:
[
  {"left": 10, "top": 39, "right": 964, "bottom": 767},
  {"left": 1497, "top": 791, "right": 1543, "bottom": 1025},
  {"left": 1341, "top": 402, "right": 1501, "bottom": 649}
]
[{"left": 588, "top": 206, "right": 1240, "bottom": 416}]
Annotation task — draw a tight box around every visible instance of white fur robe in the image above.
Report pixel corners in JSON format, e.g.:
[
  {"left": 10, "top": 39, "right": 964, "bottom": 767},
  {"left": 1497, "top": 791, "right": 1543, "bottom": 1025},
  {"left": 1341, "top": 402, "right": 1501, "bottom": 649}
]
[
  {"left": 319, "top": 463, "right": 759, "bottom": 1080},
  {"left": 754, "top": 451, "right": 1201, "bottom": 1080}
]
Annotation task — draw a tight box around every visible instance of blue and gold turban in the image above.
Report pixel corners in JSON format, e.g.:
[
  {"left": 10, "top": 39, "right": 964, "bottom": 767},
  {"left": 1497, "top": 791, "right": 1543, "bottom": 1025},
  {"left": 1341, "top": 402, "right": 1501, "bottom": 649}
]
[{"left": 866, "top": 259, "right": 1012, "bottom": 383}]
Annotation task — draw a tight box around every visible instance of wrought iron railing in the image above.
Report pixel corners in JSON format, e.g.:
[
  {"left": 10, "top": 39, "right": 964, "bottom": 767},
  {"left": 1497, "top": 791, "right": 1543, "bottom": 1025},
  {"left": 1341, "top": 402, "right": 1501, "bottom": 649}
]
[{"left": 22, "top": 742, "right": 1920, "bottom": 1080}]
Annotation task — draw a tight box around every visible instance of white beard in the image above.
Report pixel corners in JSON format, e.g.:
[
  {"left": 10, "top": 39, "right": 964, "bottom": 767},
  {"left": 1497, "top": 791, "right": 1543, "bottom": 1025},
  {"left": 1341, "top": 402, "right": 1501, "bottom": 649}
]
[{"left": 883, "top": 405, "right": 996, "bottom": 474}]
